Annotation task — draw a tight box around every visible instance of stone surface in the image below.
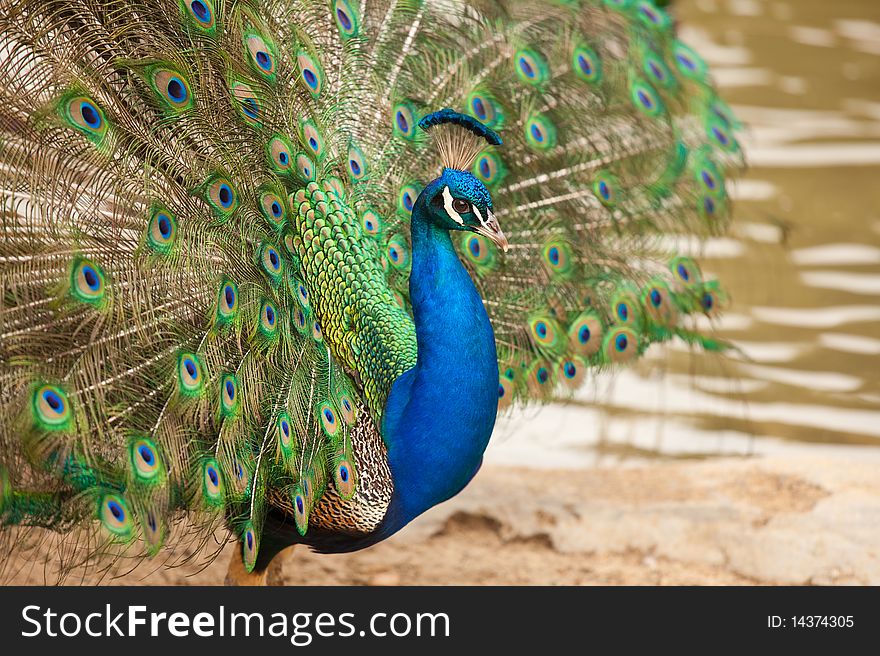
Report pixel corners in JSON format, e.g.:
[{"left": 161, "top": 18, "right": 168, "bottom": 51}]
[{"left": 8, "top": 453, "right": 880, "bottom": 585}]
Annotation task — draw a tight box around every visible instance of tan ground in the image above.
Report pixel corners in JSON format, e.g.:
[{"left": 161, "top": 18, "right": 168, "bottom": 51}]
[{"left": 7, "top": 452, "right": 879, "bottom": 585}]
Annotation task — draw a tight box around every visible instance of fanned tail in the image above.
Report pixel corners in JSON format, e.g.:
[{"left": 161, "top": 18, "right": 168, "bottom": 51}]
[
  {"left": 0, "top": 0, "right": 742, "bottom": 580},
  {"left": 0, "top": 0, "right": 393, "bottom": 579}
]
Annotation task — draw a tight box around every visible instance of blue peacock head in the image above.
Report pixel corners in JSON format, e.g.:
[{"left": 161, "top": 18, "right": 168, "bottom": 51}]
[{"left": 416, "top": 109, "right": 509, "bottom": 252}]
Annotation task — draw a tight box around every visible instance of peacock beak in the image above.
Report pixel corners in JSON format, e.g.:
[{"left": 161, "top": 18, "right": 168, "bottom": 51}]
[{"left": 472, "top": 209, "right": 509, "bottom": 253}]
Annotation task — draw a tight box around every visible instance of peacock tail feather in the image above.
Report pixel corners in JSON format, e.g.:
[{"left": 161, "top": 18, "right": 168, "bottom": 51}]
[{"left": 0, "top": 0, "right": 742, "bottom": 578}]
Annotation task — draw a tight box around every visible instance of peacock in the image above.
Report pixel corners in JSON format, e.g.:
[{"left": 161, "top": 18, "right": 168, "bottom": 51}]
[{"left": 0, "top": 0, "right": 742, "bottom": 582}]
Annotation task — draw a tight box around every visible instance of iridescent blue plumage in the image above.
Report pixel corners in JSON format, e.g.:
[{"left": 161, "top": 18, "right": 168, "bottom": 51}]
[{"left": 381, "top": 171, "right": 502, "bottom": 529}]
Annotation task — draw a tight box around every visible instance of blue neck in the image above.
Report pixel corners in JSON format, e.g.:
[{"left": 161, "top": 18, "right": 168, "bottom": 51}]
[{"left": 381, "top": 202, "right": 499, "bottom": 529}]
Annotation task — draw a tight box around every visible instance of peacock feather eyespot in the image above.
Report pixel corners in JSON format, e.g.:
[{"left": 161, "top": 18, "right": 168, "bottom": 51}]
[
  {"left": 524, "top": 114, "right": 557, "bottom": 151},
  {"left": 710, "top": 98, "right": 739, "bottom": 130},
  {"left": 386, "top": 234, "right": 410, "bottom": 271},
  {"left": 692, "top": 152, "right": 726, "bottom": 198},
  {"left": 32, "top": 383, "right": 73, "bottom": 431},
  {"left": 267, "top": 134, "right": 295, "bottom": 173},
  {"left": 300, "top": 120, "right": 325, "bottom": 158},
  {"left": 259, "top": 190, "right": 287, "bottom": 227},
  {"left": 611, "top": 290, "right": 644, "bottom": 330},
  {"left": 180, "top": 0, "right": 216, "bottom": 33},
  {"left": 672, "top": 41, "right": 708, "bottom": 81},
  {"left": 497, "top": 373, "right": 516, "bottom": 410},
  {"left": 337, "top": 392, "right": 357, "bottom": 425},
  {"left": 542, "top": 240, "right": 574, "bottom": 279},
  {"left": 558, "top": 356, "right": 586, "bottom": 389},
  {"left": 397, "top": 182, "right": 422, "bottom": 215},
  {"left": 297, "top": 51, "right": 325, "bottom": 97},
  {"left": 528, "top": 315, "right": 564, "bottom": 355},
  {"left": 593, "top": 171, "right": 619, "bottom": 207},
  {"left": 277, "top": 412, "right": 294, "bottom": 455},
  {"left": 465, "top": 90, "right": 502, "bottom": 127},
  {"left": 150, "top": 68, "right": 194, "bottom": 111},
  {"left": 670, "top": 255, "right": 702, "bottom": 287},
  {"left": 361, "top": 209, "right": 383, "bottom": 238},
  {"left": 244, "top": 31, "right": 277, "bottom": 81},
  {"left": 567, "top": 311, "right": 603, "bottom": 357},
  {"left": 177, "top": 352, "right": 204, "bottom": 396},
  {"left": 230, "top": 81, "right": 261, "bottom": 127},
  {"left": 312, "top": 320, "right": 323, "bottom": 342},
  {"left": 572, "top": 45, "right": 602, "bottom": 84},
  {"left": 630, "top": 79, "right": 665, "bottom": 118},
  {"left": 513, "top": 48, "right": 550, "bottom": 86},
  {"left": 318, "top": 401, "right": 340, "bottom": 439},
  {"left": 699, "top": 193, "right": 727, "bottom": 221},
  {"left": 202, "top": 459, "right": 224, "bottom": 506},
  {"left": 706, "top": 116, "right": 739, "bottom": 154},
  {"left": 230, "top": 459, "right": 251, "bottom": 495},
  {"left": 526, "top": 360, "right": 555, "bottom": 396},
  {"left": 129, "top": 436, "right": 164, "bottom": 483},
  {"left": 636, "top": 1, "right": 671, "bottom": 31},
  {"left": 220, "top": 374, "right": 239, "bottom": 417},
  {"left": 641, "top": 279, "right": 678, "bottom": 326},
  {"left": 242, "top": 524, "right": 258, "bottom": 572},
  {"left": 69, "top": 256, "right": 107, "bottom": 305},
  {"left": 472, "top": 150, "right": 506, "bottom": 188},
  {"left": 259, "top": 299, "right": 279, "bottom": 339},
  {"left": 215, "top": 279, "right": 239, "bottom": 325},
  {"left": 602, "top": 326, "right": 640, "bottom": 364},
  {"left": 334, "top": 452, "right": 357, "bottom": 499},
  {"left": 296, "top": 153, "right": 315, "bottom": 181},
  {"left": 460, "top": 232, "right": 497, "bottom": 272},
  {"left": 146, "top": 205, "right": 177, "bottom": 254},
  {"left": 392, "top": 103, "right": 419, "bottom": 140},
  {"left": 59, "top": 93, "right": 110, "bottom": 145},
  {"left": 292, "top": 486, "right": 309, "bottom": 535},
  {"left": 141, "top": 507, "right": 165, "bottom": 556},
  {"left": 98, "top": 493, "right": 134, "bottom": 540},
  {"left": 699, "top": 280, "right": 726, "bottom": 317},
  {"left": 204, "top": 174, "right": 239, "bottom": 216},
  {"left": 347, "top": 143, "right": 369, "bottom": 182},
  {"left": 293, "top": 279, "right": 309, "bottom": 309},
  {"left": 292, "top": 307, "right": 309, "bottom": 335},
  {"left": 259, "top": 242, "right": 284, "bottom": 285},
  {"left": 642, "top": 51, "right": 676, "bottom": 90},
  {"left": 332, "top": 0, "right": 360, "bottom": 39}
]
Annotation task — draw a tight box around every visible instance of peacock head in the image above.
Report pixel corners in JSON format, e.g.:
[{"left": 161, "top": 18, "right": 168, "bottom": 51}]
[
  {"left": 415, "top": 169, "right": 508, "bottom": 252},
  {"left": 416, "top": 109, "right": 508, "bottom": 252}
]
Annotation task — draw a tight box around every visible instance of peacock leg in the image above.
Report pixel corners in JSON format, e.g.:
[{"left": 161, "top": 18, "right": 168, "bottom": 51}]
[{"left": 224, "top": 550, "right": 269, "bottom": 586}]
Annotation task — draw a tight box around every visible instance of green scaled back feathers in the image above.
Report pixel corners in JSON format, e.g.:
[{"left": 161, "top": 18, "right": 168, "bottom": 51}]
[{"left": 0, "top": 0, "right": 741, "bottom": 580}]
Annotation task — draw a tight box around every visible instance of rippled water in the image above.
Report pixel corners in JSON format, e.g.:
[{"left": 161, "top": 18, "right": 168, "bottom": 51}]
[{"left": 488, "top": 0, "right": 880, "bottom": 467}]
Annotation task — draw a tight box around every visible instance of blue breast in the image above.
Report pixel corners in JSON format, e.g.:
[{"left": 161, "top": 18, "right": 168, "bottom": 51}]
[{"left": 379, "top": 215, "right": 499, "bottom": 535}]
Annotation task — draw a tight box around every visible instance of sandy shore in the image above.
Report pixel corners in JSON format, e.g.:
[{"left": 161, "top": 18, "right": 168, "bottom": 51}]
[{"left": 8, "top": 452, "right": 879, "bottom": 586}]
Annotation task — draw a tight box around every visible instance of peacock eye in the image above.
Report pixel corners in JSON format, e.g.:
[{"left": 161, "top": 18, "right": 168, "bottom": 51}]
[{"left": 452, "top": 198, "right": 470, "bottom": 214}]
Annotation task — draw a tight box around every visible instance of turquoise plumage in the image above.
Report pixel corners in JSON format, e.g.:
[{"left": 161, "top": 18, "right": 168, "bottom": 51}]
[{"left": 0, "top": 0, "right": 742, "bottom": 581}]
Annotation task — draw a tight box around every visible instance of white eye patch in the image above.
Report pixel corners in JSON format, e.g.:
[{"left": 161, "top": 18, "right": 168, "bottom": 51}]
[{"left": 442, "top": 185, "right": 465, "bottom": 226}]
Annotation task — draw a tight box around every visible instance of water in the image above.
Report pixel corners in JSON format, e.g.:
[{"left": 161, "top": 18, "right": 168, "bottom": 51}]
[{"left": 487, "top": 0, "right": 880, "bottom": 468}]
